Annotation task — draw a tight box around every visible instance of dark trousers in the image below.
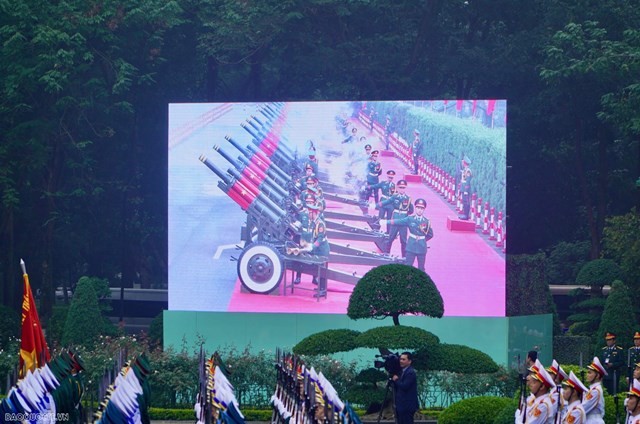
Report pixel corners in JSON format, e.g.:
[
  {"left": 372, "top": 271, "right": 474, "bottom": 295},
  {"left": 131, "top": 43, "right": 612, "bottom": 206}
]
[
  {"left": 366, "top": 187, "right": 379, "bottom": 203},
  {"left": 405, "top": 251, "right": 426, "bottom": 271},
  {"left": 387, "top": 225, "right": 407, "bottom": 257},
  {"left": 395, "top": 409, "right": 415, "bottom": 424}
]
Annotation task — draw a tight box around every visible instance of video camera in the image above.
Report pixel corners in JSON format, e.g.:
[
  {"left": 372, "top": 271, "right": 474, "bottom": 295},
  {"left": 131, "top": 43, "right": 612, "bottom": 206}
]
[{"left": 374, "top": 351, "right": 402, "bottom": 376}]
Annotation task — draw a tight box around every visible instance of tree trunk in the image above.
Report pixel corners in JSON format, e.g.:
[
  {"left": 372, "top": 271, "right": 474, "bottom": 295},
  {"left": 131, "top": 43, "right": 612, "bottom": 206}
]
[
  {"left": 392, "top": 314, "right": 400, "bottom": 326},
  {"left": 574, "top": 117, "right": 600, "bottom": 259}
]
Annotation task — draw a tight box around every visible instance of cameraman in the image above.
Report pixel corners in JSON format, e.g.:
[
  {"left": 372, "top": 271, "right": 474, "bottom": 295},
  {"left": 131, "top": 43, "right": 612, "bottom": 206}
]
[{"left": 392, "top": 352, "right": 418, "bottom": 424}]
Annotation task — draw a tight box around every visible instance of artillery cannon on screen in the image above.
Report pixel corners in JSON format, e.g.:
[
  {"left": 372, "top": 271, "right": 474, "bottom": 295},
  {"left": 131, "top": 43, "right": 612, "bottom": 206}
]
[{"left": 199, "top": 106, "right": 402, "bottom": 295}]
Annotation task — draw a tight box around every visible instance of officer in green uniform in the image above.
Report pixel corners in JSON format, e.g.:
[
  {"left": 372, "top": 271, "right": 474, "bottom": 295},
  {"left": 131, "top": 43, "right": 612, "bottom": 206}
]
[
  {"left": 628, "top": 332, "right": 640, "bottom": 385},
  {"left": 411, "top": 129, "right": 422, "bottom": 175},
  {"left": 382, "top": 198, "right": 433, "bottom": 271},
  {"left": 295, "top": 164, "right": 316, "bottom": 193},
  {"left": 600, "top": 332, "right": 625, "bottom": 394},
  {"left": 365, "top": 150, "right": 382, "bottom": 203},
  {"left": 458, "top": 168, "right": 473, "bottom": 220},
  {"left": 369, "top": 170, "right": 396, "bottom": 222},
  {"left": 304, "top": 150, "right": 319, "bottom": 176},
  {"left": 378, "top": 179, "right": 413, "bottom": 257}
]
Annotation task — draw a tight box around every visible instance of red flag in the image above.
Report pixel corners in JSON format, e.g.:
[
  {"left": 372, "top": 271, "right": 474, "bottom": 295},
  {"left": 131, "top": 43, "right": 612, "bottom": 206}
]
[{"left": 19, "top": 260, "right": 50, "bottom": 377}]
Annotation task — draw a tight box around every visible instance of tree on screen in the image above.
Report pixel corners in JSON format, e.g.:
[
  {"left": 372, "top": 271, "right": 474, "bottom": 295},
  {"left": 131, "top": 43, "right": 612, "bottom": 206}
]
[{"left": 347, "top": 264, "right": 444, "bottom": 326}]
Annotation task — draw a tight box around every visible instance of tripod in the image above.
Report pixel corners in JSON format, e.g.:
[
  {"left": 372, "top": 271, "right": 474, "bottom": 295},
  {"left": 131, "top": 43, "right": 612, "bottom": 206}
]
[{"left": 376, "top": 378, "right": 398, "bottom": 424}]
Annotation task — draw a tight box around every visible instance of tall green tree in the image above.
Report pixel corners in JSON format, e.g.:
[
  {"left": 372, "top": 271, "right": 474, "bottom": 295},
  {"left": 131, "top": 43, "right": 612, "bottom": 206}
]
[
  {"left": 596, "top": 280, "right": 636, "bottom": 349},
  {"left": 603, "top": 210, "right": 640, "bottom": 309},
  {"left": 62, "top": 277, "right": 107, "bottom": 347}
]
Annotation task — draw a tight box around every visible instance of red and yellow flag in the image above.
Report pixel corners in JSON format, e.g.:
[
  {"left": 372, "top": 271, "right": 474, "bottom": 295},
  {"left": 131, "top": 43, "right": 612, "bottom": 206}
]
[{"left": 19, "top": 261, "right": 50, "bottom": 377}]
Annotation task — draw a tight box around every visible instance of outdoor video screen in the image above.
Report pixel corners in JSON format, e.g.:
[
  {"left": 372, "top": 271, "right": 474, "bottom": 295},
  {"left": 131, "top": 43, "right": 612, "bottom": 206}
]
[{"left": 168, "top": 100, "right": 506, "bottom": 316}]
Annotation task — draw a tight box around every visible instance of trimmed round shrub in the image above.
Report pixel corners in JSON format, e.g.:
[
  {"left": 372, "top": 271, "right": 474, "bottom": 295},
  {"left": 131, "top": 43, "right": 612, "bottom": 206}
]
[
  {"left": 293, "top": 329, "right": 361, "bottom": 355},
  {"left": 355, "top": 325, "right": 439, "bottom": 351},
  {"left": 492, "top": 399, "right": 518, "bottom": 424},
  {"left": 348, "top": 264, "right": 444, "bottom": 325},
  {"left": 439, "top": 396, "right": 512, "bottom": 424},
  {"left": 575, "top": 259, "right": 622, "bottom": 288},
  {"left": 416, "top": 343, "right": 499, "bottom": 373}
]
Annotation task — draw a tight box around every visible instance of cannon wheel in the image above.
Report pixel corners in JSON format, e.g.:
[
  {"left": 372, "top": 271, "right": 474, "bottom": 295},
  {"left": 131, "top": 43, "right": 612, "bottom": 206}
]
[{"left": 237, "top": 242, "right": 284, "bottom": 294}]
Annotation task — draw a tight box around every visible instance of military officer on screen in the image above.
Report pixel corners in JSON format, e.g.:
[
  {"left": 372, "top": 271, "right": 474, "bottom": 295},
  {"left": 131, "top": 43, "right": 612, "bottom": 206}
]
[
  {"left": 369, "top": 169, "right": 396, "bottom": 222},
  {"left": 381, "top": 198, "right": 433, "bottom": 272},
  {"left": 600, "top": 332, "right": 624, "bottom": 395},
  {"left": 364, "top": 150, "right": 382, "bottom": 203},
  {"left": 378, "top": 179, "right": 413, "bottom": 258}
]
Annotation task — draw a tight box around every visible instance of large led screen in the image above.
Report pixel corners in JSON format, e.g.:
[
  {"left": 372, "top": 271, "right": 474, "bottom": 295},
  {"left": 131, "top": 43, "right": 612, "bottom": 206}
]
[{"left": 169, "top": 100, "right": 506, "bottom": 316}]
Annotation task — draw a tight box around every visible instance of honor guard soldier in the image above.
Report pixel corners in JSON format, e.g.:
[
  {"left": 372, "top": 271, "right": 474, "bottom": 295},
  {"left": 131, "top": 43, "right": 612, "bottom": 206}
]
[
  {"left": 515, "top": 359, "right": 554, "bottom": 424},
  {"left": 458, "top": 168, "right": 473, "bottom": 220},
  {"left": 365, "top": 150, "right": 382, "bottom": 203},
  {"left": 369, "top": 170, "right": 396, "bottom": 222},
  {"left": 626, "top": 379, "right": 640, "bottom": 424},
  {"left": 600, "top": 332, "right": 624, "bottom": 395},
  {"left": 560, "top": 371, "right": 587, "bottom": 424},
  {"left": 547, "top": 359, "right": 569, "bottom": 421},
  {"left": 410, "top": 129, "right": 422, "bottom": 175},
  {"left": 304, "top": 149, "right": 319, "bottom": 176},
  {"left": 382, "top": 199, "right": 433, "bottom": 272},
  {"left": 384, "top": 115, "right": 392, "bottom": 150},
  {"left": 629, "top": 333, "right": 640, "bottom": 385},
  {"left": 584, "top": 357, "right": 606, "bottom": 423},
  {"left": 378, "top": 179, "right": 413, "bottom": 257},
  {"left": 368, "top": 109, "right": 376, "bottom": 133},
  {"left": 295, "top": 164, "right": 316, "bottom": 192}
]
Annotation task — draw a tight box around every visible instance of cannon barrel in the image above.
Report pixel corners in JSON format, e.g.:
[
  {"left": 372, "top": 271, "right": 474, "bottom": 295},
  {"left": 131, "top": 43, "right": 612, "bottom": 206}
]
[
  {"left": 199, "top": 154, "right": 231, "bottom": 185},
  {"left": 226, "top": 167, "right": 287, "bottom": 217},
  {"left": 226, "top": 167, "right": 288, "bottom": 215},
  {"left": 214, "top": 145, "right": 289, "bottom": 200},
  {"left": 241, "top": 122, "right": 295, "bottom": 163},
  {"left": 225, "top": 135, "right": 291, "bottom": 185},
  {"left": 200, "top": 154, "right": 284, "bottom": 223}
]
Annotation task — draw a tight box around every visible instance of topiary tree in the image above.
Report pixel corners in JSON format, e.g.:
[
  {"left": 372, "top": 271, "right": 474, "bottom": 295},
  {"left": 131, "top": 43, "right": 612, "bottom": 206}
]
[
  {"left": 355, "top": 326, "right": 440, "bottom": 351},
  {"left": 415, "top": 343, "right": 499, "bottom": 373},
  {"left": 596, "top": 280, "right": 637, "bottom": 348},
  {"left": 347, "top": 264, "right": 443, "bottom": 325},
  {"left": 293, "top": 329, "right": 361, "bottom": 355},
  {"left": 62, "top": 277, "right": 106, "bottom": 347},
  {"left": 569, "top": 259, "right": 624, "bottom": 338},
  {"left": 439, "top": 396, "right": 513, "bottom": 424},
  {"left": 575, "top": 259, "right": 622, "bottom": 291},
  {"left": 603, "top": 210, "right": 640, "bottom": 312}
]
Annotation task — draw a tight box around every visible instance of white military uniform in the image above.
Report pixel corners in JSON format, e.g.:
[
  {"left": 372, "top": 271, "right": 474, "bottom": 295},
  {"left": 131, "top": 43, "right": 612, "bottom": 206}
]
[
  {"left": 562, "top": 399, "right": 586, "bottom": 424},
  {"left": 583, "top": 382, "right": 605, "bottom": 424}
]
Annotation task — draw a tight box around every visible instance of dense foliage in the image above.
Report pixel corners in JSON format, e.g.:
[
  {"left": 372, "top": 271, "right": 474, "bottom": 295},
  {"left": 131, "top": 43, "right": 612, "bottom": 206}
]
[
  {"left": 506, "top": 254, "right": 556, "bottom": 318},
  {"left": 61, "top": 278, "right": 108, "bottom": 347},
  {"left": 0, "top": 304, "right": 20, "bottom": 346},
  {"left": 347, "top": 264, "right": 443, "bottom": 325},
  {"left": 552, "top": 335, "right": 592, "bottom": 365},
  {"left": 293, "top": 329, "right": 361, "bottom": 355},
  {"left": 596, "top": 280, "right": 637, "bottom": 347},
  {"left": 354, "top": 326, "right": 440, "bottom": 351},
  {"left": 416, "top": 343, "right": 500, "bottom": 374},
  {"left": 0, "top": 0, "right": 638, "bottom": 328},
  {"left": 438, "top": 396, "right": 513, "bottom": 424}
]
